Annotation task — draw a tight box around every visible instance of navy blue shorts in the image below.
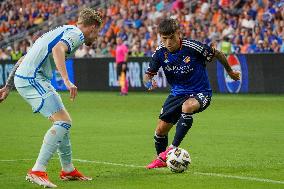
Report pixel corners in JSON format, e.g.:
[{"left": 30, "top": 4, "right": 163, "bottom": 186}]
[{"left": 159, "top": 93, "right": 211, "bottom": 124}]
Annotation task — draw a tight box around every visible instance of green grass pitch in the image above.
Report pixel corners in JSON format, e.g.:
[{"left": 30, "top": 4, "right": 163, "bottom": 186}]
[{"left": 0, "top": 92, "right": 283, "bottom": 189}]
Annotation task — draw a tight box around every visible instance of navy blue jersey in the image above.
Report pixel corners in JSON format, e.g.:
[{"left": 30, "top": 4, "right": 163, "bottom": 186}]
[{"left": 146, "top": 39, "right": 215, "bottom": 96}]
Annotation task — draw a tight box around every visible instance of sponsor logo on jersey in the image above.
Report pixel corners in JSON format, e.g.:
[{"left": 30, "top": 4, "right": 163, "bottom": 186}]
[{"left": 164, "top": 64, "right": 193, "bottom": 74}]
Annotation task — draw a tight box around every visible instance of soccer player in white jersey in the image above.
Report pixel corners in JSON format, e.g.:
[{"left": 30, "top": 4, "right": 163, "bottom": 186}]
[{"left": 0, "top": 8, "right": 102, "bottom": 188}]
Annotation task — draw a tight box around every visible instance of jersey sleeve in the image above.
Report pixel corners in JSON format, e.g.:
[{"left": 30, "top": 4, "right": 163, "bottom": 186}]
[
  {"left": 60, "top": 29, "right": 84, "bottom": 53},
  {"left": 145, "top": 48, "right": 161, "bottom": 76},
  {"left": 183, "top": 40, "right": 215, "bottom": 62}
]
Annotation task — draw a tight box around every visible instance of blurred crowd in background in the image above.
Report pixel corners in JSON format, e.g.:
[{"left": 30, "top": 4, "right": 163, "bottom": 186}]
[{"left": 0, "top": 0, "right": 284, "bottom": 60}]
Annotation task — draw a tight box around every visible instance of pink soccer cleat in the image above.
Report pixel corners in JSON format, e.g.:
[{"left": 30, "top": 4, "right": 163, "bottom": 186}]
[
  {"left": 60, "top": 168, "right": 92, "bottom": 181},
  {"left": 146, "top": 147, "right": 173, "bottom": 169},
  {"left": 159, "top": 147, "right": 173, "bottom": 161},
  {"left": 146, "top": 158, "right": 166, "bottom": 169},
  {"left": 26, "top": 170, "right": 57, "bottom": 188}
]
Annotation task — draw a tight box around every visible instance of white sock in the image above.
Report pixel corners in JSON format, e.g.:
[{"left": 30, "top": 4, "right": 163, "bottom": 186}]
[
  {"left": 169, "top": 144, "right": 177, "bottom": 149},
  {"left": 58, "top": 131, "right": 75, "bottom": 173},
  {"left": 32, "top": 162, "right": 46, "bottom": 172},
  {"left": 32, "top": 121, "right": 69, "bottom": 172},
  {"left": 62, "top": 163, "right": 75, "bottom": 173}
]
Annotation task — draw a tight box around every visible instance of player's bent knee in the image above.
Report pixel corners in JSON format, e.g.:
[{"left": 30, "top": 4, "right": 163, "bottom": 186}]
[
  {"left": 50, "top": 109, "right": 72, "bottom": 123},
  {"left": 183, "top": 107, "right": 195, "bottom": 114},
  {"left": 182, "top": 99, "right": 200, "bottom": 113},
  {"left": 54, "top": 120, "right": 72, "bottom": 130}
]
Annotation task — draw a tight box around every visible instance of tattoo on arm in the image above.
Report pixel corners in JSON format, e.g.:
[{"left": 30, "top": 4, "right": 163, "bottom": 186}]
[
  {"left": 214, "top": 50, "right": 233, "bottom": 73},
  {"left": 6, "top": 58, "right": 23, "bottom": 89}
]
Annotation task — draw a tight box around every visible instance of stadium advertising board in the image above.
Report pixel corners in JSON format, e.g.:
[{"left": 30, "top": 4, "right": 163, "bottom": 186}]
[
  {"left": 217, "top": 54, "right": 249, "bottom": 93},
  {"left": 61, "top": 54, "right": 284, "bottom": 93},
  {"left": 246, "top": 53, "right": 284, "bottom": 93},
  {"left": 1, "top": 54, "right": 284, "bottom": 93},
  {"left": 108, "top": 61, "right": 167, "bottom": 89},
  {"left": 0, "top": 61, "right": 14, "bottom": 87},
  {"left": 0, "top": 60, "right": 74, "bottom": 91},
  {"left": 73, "top": 57, "right": 169, "bottom": 91},
  {"left": 51, "top": 59, "right": 74, "bottom": 91}
]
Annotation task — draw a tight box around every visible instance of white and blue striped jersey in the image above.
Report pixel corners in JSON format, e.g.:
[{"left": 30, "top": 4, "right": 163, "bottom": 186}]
[
  {"left": 146, "top": 39, "right": 215, "bottom": 96},
  {"left": 16, "top": 25, "right": 84, "bottom": 82}
]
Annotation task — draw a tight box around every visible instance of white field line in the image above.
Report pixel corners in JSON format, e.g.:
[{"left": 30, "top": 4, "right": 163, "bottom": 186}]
[
  {"left": 195, "top": 172, "right": 284, "bottom": 185},
  {"left": 73, "top": 159, "right": 146, "bottom": 168},
  {"left": 0, "top": 158, "right": 283, "bottom": 185},
  {"left": 0, "top": 158, "right": 34, "bottom": 162},
  {"left": 72, "top": 159, "right": 284, "bottom": 185}
]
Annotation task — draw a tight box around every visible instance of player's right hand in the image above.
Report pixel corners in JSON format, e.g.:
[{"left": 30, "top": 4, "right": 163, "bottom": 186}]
[
  {"left": 64, "top": 80, "right": 77, "bottom": 101},
  {"left": 0, "top": 86, "right": 10, "bottom": 103}
]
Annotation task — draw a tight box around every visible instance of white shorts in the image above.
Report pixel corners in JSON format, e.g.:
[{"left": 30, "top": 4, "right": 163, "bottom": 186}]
[{"left": 14, "top": 76, "right": 65, "bottom": 118}]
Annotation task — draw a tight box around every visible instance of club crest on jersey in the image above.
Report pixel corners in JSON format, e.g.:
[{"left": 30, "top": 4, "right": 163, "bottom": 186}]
[{"left": 183, "top": 56, "right": 191, "bottom": 63}]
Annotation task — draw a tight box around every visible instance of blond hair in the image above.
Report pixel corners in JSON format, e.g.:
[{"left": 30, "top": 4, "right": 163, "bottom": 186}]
[{"left": 78, "top": 8, "right": 103, "bottom": 27}]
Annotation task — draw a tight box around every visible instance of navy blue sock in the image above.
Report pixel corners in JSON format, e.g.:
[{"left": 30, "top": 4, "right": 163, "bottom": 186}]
[
  {"left": 154, "top": 132, "right": 168, "bottom": 155},
  {"left": 172, "top": 113, "right": 193, "bottom": 147}
]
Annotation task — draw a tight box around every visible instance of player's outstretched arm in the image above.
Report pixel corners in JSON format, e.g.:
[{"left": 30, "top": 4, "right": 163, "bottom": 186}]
[
  {"left": 0, "top": 87, "right": 10, "bottom": 103},
  {"left": 0, "top": 56, "right": 24, "bottom": 103},
  {"left": 214, "top": 49, "right": 240, "bottom": 81},
  {"left": 52, "top": 42, "right": 77, "bottom": 101},
  {"left": 143, "top": 74, "right": 157, "bottom": 91}
]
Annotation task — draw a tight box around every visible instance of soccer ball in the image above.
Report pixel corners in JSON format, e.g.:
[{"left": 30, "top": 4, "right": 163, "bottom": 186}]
[{"left": 166, "top": 148, "right": 191, "bottom": 173}]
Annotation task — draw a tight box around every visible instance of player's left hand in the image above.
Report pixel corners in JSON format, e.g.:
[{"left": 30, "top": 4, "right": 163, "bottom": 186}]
[
  {"left": 0, "top": 86, "right": 10, "bottom": 103},
  {"left": 228, "top": 70, "right": 241, "bottom": 81},
  {"left": 145, "top": 79, "right": 157, "bottom": 91},
  {"left": 64, "top": 80, "right": 77, "bottom": 101}
]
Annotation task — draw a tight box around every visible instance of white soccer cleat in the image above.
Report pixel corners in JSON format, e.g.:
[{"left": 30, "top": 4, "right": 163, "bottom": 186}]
[{"left": 26, "top": 170, "right": 57, "bottom": 188}]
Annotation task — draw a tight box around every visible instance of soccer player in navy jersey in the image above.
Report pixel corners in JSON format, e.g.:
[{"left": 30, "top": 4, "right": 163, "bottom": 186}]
[{"left": 144, "top": 18, "right": 240, "bottom": 169}]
